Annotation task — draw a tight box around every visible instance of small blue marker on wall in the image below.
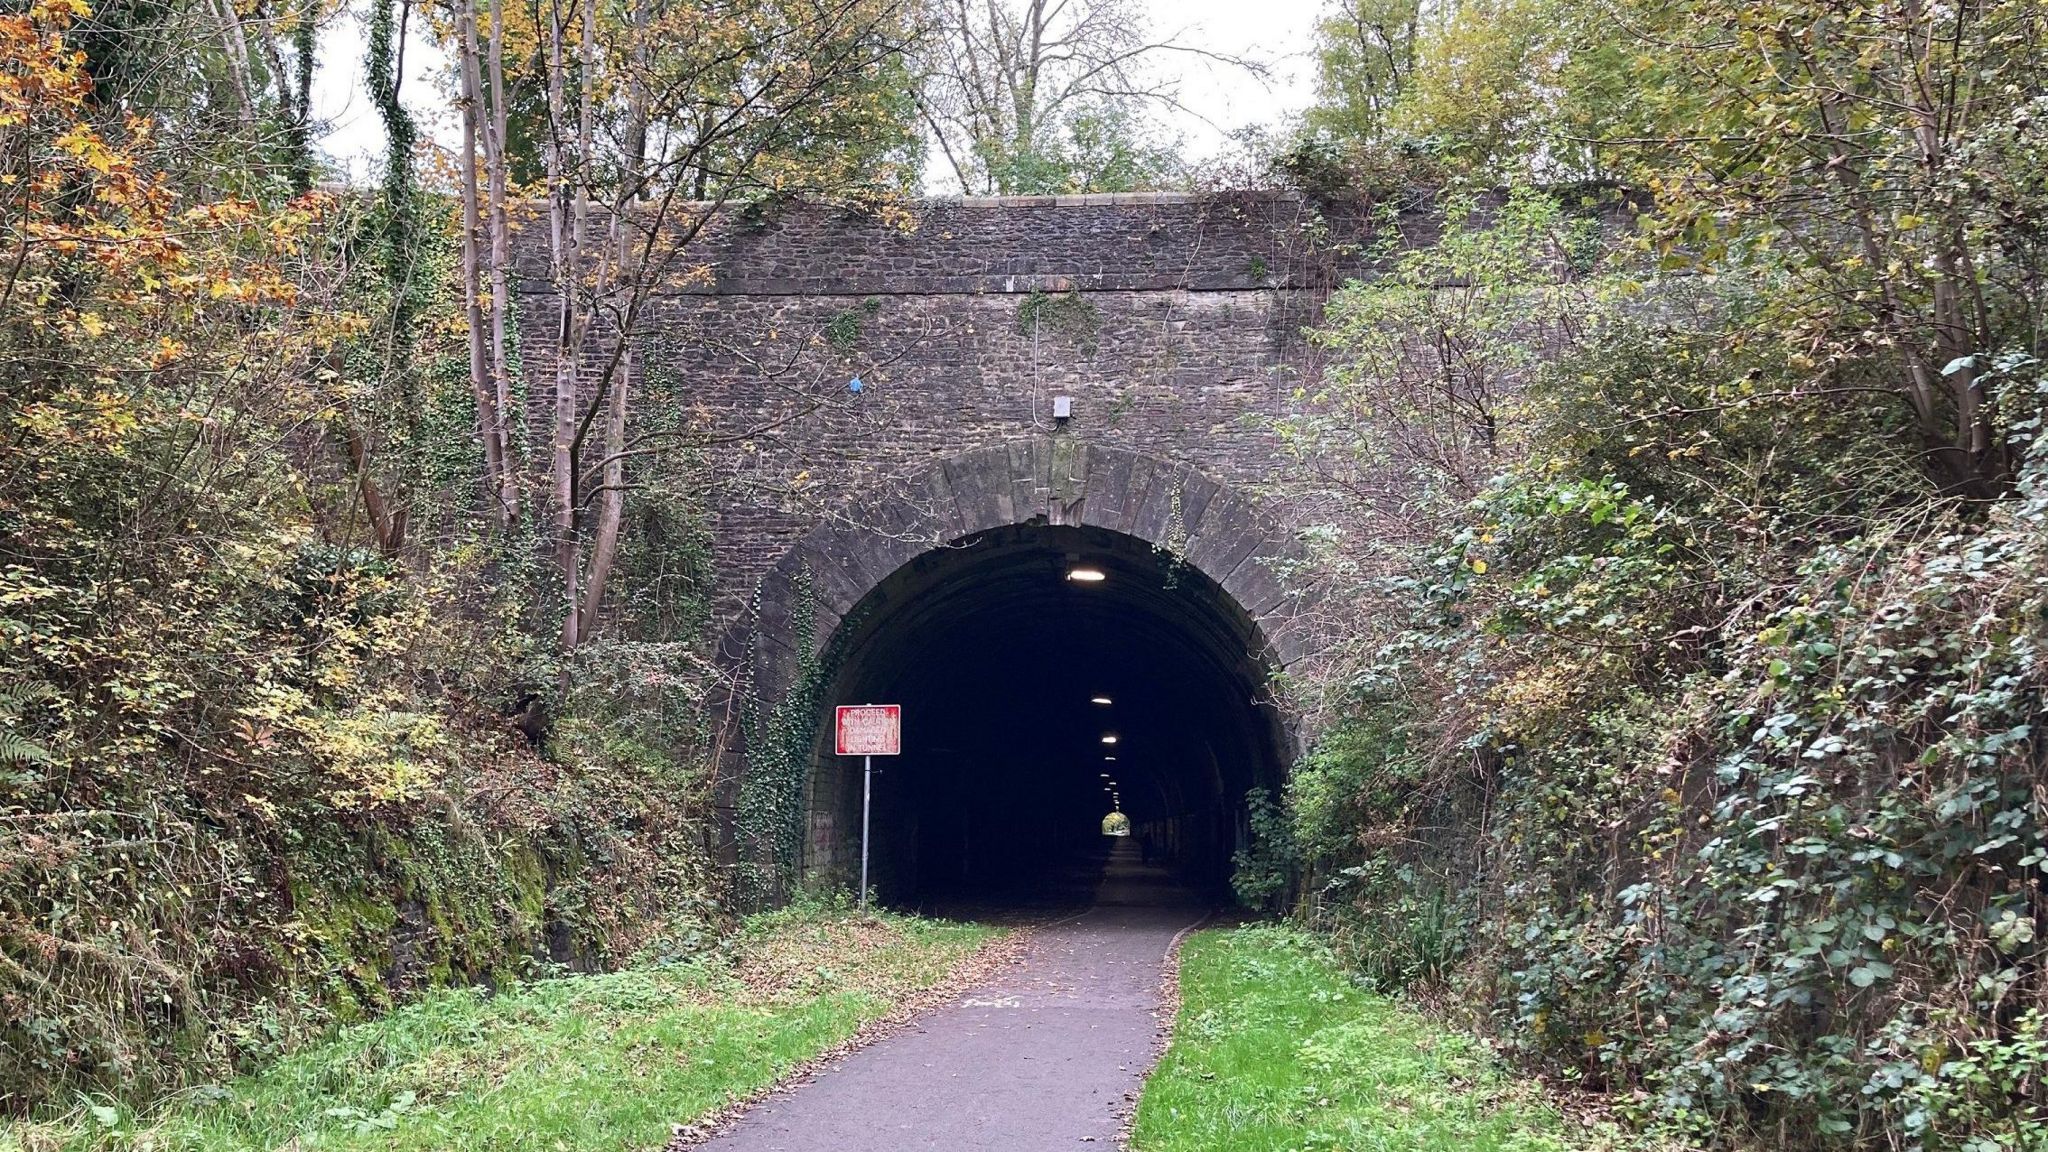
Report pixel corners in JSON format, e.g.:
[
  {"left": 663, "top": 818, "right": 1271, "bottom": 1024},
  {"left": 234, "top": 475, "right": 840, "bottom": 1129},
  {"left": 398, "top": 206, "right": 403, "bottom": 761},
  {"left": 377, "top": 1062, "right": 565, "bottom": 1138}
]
[{"left": 848, "top": 376, "right": 864, "bottom": 393}]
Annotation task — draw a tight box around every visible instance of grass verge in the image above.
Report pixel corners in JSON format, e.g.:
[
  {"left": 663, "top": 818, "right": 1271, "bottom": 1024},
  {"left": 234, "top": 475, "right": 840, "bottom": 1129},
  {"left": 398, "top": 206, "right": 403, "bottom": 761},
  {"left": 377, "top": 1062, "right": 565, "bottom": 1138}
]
[
  {"left": 1132, "top": 923, "right": 1628, "bottom": 1152},
  {"left": 6, "top": 905, "right": 999, "bottom": 1152}
]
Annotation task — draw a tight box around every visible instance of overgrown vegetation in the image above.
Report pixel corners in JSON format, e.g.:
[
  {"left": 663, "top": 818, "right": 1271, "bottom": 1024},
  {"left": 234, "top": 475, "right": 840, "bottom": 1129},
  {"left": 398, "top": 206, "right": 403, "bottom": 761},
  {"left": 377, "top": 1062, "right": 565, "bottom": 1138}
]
[
  {"left": 736, "top": 571, "right": 832, "bottom": 908},
  {"left": 1016, "top": 289, "right": 1101, "bottom": 350},
  {"left": 4, "top": 903, "right": 998, "bottom": 1151},
  {"left": 0, "top": 0, "right": 901, "bottom": 1116},
  {"left": 1254, "top": 1, "right": 2048, "bottom": 1145},
  {"left": 1133, "top": 924, "right": 1617, "bottom": 1151}
]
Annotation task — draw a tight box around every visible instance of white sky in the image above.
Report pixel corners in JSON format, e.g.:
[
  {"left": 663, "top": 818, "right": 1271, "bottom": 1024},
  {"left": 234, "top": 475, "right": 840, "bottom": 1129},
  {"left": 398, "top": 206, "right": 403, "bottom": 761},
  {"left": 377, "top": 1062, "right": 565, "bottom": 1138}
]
[{"left": 308, "top": 0, "right": 1325, "bottom": 188}]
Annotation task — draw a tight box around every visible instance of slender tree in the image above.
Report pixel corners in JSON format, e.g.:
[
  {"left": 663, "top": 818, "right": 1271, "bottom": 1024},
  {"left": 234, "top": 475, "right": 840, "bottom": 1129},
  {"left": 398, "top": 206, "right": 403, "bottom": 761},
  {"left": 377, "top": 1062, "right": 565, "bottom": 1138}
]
[
  {"left": 914, "top": 0, "right": 1255, "bottom": 194},
  {"left": 455, "top": 0, "right": 512, "bottom": 524}
]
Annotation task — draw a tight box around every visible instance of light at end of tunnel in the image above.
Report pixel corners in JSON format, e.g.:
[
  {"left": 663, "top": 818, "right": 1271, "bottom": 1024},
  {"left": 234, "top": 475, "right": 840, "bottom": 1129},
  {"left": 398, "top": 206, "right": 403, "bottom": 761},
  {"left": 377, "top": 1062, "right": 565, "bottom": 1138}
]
[
  {"left": 1100, "top": 734, "right": 1118, "bottom": 744},
  {"left": 1090, "top": 695, "right": 1112, "bottom": 705},
  {"left": 1104, "top": 755, "right": 1116, "bottom": 761},
  {"left": 1066, "top": 566, "right": 1106, "bottom": 582}
]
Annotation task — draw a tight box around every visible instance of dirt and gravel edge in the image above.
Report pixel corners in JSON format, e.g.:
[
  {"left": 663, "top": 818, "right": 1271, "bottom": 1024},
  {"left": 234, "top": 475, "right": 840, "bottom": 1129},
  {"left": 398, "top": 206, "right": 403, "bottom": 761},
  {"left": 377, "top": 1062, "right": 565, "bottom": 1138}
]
[
  {"left": 665, "top": 921, "right": 1036, "bottom": 1150},
  {"left": 1113, "top": 909, "right": 1217, "bottom": 1151}
]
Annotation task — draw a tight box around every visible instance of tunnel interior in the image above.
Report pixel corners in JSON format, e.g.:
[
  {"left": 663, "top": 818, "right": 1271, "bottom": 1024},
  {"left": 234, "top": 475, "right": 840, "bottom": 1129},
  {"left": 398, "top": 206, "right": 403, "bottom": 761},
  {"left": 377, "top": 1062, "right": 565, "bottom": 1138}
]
[{"left": 804, "top": 523, "right": 1290, "bottom": 908}]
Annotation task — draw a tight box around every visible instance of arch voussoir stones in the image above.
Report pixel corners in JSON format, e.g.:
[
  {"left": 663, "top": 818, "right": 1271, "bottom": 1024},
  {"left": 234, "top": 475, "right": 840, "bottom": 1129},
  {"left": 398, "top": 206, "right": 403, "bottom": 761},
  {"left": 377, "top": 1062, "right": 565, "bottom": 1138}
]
[{"left": 729, "top": 437, "right": 1310, "bottom": 716}]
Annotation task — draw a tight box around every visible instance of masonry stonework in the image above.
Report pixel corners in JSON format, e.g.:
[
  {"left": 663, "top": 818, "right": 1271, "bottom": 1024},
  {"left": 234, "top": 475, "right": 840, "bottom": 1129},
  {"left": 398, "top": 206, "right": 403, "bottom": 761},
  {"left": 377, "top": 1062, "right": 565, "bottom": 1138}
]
[{"left": 512, "top": 192, "right": 1408, "bottom": 628}]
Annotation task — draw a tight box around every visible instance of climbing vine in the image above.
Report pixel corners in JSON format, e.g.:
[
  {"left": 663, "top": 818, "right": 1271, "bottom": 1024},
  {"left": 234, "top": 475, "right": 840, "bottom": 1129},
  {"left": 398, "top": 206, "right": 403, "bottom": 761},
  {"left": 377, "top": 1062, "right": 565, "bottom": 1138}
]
[
  {"left": 735, "top": 569, "right": 830, "bottom": 908},
  {"left": 1151, "top": 477, "right": 1190, "bottom": 590},
  {"left": 825, "top": 297, "right": 881, "bottom": 353},
  {"left": 1017, "top": 289, "right": 1100, "bottom": 351}
]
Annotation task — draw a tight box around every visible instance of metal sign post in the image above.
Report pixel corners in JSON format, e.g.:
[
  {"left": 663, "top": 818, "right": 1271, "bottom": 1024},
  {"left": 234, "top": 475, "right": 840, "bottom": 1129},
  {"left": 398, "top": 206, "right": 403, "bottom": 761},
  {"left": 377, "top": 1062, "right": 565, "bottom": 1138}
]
[
  {"left": 834, "top": 704, "right": 900, "bottom": 912},
  {"left": 861, "top": 754, "right": 872, "bottom": 911}
]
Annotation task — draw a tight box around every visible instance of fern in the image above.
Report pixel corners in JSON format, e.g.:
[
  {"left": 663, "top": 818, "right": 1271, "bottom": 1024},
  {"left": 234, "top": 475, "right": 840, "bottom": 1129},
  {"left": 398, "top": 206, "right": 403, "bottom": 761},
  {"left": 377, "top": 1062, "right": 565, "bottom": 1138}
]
[
  {"left": 0, "top": 730, "right": 50, "bottom": 765},
  {"left": 0, "top": 680, "right": 57, "bottom": 765}
]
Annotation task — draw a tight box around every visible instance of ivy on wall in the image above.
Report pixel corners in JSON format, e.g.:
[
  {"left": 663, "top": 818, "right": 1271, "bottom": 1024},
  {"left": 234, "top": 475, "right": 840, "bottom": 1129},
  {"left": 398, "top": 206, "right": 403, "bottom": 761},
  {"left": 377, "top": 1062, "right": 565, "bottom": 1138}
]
[
  {"left": 735, "top": 569, "right": 829, "bottom": 908},
  {"left": 1017, "top": 288, "right": 1100, "bottom": 352}
]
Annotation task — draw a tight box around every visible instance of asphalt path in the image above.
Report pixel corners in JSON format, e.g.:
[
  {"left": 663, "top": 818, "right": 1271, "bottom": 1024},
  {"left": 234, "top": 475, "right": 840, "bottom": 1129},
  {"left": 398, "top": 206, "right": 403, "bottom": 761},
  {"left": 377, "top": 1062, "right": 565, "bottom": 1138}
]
[{"left": 690, "top": 842, "right": 1207, "bottom": 1151}]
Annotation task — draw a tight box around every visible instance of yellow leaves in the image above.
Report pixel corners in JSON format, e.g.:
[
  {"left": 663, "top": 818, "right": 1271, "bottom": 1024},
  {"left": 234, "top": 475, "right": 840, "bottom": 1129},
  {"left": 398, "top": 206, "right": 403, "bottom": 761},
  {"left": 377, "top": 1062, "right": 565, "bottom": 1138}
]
[
  {"left": 310, "top": 311, "right": 372, "bottom": 347},
  {"left": 1471, "top": 558, "right": 1489, "bottom": 575},
  {"left": 200, "top": 269, "right": 299, "bottom": 306},
  {"left": 54, "top": 123, "right": 115, "bottom": 173},
  {"left": 305, "top": 709, "right": 450, "bottom": 810},
  {"left": 13, "top": 387, "right": 141, "bottom": 449},
  {"left": 1921, "top": 1042, "right": 1948, "bottom": 1075},
  {"left": 32, "top": 0, "right": 91, "bottom": 20}
]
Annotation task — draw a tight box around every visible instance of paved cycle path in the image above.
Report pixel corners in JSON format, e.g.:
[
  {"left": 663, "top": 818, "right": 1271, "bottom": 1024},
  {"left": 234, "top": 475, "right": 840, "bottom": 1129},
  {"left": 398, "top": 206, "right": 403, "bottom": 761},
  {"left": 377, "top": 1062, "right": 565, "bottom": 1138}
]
[{"left": 687, "top": 845, "right": 1207, "bottom": 1151}]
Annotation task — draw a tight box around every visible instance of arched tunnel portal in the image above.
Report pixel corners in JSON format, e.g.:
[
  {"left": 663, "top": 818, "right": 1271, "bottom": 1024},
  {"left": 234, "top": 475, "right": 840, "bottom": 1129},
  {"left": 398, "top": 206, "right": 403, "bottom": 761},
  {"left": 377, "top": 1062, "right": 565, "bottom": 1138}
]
[
  {"left": 730, "top": 440, "right": 1316, "bottom": 909},
  {"left": 817, "top": 523, "right": 1287, "bottom": 904}
]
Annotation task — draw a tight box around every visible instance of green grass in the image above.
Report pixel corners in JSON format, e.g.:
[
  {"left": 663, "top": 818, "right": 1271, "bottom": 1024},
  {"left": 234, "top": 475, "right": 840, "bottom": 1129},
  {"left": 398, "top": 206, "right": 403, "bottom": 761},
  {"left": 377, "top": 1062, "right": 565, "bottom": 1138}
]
[
  {"left": 7, "top": 906, "right": 997, "bottom": 1152},
  {"left": 1133, "top": 924, "right": 1621, "bottom": 1152}
]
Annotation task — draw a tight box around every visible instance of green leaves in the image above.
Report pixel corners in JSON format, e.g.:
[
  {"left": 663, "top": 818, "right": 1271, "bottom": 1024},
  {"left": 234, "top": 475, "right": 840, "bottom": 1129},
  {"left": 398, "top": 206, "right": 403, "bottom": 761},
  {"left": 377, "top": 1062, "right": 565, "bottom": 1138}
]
[{"left": 1290, "top": 248, "right": 2048, "bottom": 1147}]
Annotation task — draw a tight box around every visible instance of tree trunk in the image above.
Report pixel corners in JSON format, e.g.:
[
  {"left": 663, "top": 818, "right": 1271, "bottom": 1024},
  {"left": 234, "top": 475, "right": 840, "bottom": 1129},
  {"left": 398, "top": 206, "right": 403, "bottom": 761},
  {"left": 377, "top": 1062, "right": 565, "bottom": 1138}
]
[
  {"left": 545, "top": 0, "right": 584, "bottom": 654},
  {"left": 208, "top": 0, "right": 259, "bottom": 122},
  {"left": 341, "top": 415, "right": 405, "bottom": 556},
  {"left": 457, "top": 0, "right": 509, "bottom": 521},
  {"left": 557, "top": 0, "right": 601, "bottom": 653},
  {"left": 484, "top": 0, "right": 520, "bottom": 521},
  {"left": 577, "top": 350, "right": 629, "bottom": 640},
  {"left": 575, "top": 0, "right": 653, "bottom": 642}
]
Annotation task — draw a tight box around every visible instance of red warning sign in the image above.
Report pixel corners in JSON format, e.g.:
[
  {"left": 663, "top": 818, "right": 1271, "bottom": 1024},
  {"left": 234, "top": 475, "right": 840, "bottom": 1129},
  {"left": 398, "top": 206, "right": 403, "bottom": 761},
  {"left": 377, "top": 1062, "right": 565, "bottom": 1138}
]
[{"left": 834, "top": 705, "right": 901, "bottom": 756}]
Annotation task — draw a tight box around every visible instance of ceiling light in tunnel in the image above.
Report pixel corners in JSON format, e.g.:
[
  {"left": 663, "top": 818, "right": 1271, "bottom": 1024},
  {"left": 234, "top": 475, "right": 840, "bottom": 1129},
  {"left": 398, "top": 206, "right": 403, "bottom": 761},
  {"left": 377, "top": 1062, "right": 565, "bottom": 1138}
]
[
  {"left": 1066, "top": 566, "right": 1106, "bottom": 582},
  {"left": 1100, "top": 734, "right": 1117, "bottom": 744},
  {"left": 1090, "top": 696, "right": 1112, "bottom": 705}
]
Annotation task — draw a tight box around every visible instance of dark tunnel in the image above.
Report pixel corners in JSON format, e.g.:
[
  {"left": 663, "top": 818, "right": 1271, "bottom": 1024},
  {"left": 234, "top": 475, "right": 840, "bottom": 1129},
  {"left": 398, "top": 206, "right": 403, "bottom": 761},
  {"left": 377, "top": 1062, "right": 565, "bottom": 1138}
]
[{"left": 804, "top": 523, "right": 1291, "bottom": 908}]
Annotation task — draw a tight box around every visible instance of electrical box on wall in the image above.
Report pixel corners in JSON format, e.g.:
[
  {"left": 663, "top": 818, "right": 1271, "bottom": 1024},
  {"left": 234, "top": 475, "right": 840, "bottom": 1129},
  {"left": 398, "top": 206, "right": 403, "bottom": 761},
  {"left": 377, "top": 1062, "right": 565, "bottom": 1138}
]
[{"left": 1052, "top": 395, "right": 1073, "bottom": 422}]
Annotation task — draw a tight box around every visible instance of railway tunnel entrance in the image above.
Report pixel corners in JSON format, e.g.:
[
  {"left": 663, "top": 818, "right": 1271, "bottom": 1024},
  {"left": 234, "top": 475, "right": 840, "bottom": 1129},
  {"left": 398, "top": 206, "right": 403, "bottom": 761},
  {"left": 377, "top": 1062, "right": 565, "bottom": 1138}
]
[{"left": 802, "top": 520, "right": 1292, "bottom": 908}]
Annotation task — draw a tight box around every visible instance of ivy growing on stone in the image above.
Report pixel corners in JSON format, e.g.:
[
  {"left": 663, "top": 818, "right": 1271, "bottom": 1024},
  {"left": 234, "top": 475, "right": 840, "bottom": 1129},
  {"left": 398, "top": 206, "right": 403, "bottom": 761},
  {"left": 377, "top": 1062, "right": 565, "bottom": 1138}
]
[
  {"left": 1017, "top": 289, "right": 1100, "bottom": 351},
  {"left": 735, "top": 568, "right": 831, "bottom": 909}
]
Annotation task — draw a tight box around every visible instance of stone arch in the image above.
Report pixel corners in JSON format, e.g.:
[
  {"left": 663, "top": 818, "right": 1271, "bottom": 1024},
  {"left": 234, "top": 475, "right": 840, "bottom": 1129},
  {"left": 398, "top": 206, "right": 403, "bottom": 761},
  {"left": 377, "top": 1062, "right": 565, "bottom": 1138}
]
[
  {"left": 719, "top": 436, "right": 1318, "bottom": 898},
  {"left": 737, "top": 437, "right": 1316, "bottom": 712}
]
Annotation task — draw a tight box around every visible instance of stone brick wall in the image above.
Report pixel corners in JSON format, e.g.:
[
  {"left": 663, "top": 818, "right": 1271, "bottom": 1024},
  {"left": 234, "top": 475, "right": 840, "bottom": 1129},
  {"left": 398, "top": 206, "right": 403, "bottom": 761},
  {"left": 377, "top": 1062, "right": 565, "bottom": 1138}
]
[{"left": 512, "top": 191, "right": 1419, "bottom": 632}]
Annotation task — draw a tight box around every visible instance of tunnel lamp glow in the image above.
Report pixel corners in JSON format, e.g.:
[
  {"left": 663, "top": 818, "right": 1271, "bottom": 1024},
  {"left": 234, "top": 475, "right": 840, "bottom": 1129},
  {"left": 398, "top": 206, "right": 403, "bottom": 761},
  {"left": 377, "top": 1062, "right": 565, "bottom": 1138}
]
[
  {"left": 1100, "top": 734, "right": 1118, "bottom": 744},
  {"left": 1066, "top": 566, "right": 1106, "bottom": 582},
  {"left": 1090, "top": 696, "right": 1113, "bottom": 705}
]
